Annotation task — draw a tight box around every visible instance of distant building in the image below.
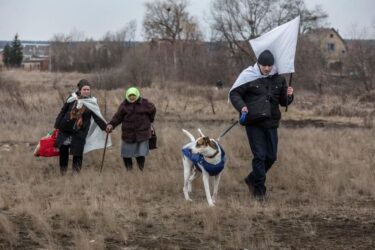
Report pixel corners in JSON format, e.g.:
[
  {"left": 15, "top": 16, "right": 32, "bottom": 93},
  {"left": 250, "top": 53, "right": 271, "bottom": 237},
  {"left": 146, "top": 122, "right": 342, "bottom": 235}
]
[
  {"left": 22, "top": 43, "right": 50, "bottom": 57},
  {"left": 22, "top": 55, "right": 50, "bottom": 71},
  {"left": 21, "top": 42, "right": 50, "bottom": 71},
  {"left": 305, "top": 28, "right": 347, "bottom": 71}
]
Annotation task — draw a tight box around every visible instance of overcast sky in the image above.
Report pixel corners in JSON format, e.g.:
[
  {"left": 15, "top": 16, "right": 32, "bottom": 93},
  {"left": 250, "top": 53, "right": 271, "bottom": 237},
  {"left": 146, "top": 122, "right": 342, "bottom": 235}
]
[{"left": 0, "top": 0, "right": 374, "bottom": 41}]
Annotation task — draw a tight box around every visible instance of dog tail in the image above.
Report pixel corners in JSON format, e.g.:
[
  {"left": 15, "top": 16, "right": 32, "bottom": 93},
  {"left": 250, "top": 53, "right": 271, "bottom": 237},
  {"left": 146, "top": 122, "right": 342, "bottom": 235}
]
[{"left": 182, "top": 129, "right": 195, "bottom": 142}]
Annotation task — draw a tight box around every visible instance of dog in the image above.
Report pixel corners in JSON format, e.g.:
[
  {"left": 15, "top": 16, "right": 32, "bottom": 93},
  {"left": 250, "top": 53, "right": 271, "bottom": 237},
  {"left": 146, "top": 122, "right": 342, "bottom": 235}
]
[{"left": 182, "top": 129, "right": 226, "bottom": 207}]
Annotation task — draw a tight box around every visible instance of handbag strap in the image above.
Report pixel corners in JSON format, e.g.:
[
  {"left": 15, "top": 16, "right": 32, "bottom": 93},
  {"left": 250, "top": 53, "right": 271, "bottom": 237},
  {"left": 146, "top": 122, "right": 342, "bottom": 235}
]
[{"left": 151, "top": 124, "right": 156, "bottom": 135}]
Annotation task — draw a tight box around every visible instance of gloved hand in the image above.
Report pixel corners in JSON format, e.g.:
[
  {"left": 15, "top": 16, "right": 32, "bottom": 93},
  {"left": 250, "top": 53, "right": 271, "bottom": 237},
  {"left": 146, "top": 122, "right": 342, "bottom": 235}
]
[{"left": 239, "top": 111, "right": 248, "bottom": 125}]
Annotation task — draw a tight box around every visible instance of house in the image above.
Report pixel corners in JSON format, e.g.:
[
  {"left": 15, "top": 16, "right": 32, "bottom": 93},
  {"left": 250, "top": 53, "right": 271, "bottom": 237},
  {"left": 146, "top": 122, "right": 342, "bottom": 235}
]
[
  {"left": 21, "top": 42, "right": 50, "bottom": 71},
  {"left": 22, "top": 55, "right": 49, "bottom": 71},
  {"left": 305, "top": 28, "right": 347, "bottom": 71}
]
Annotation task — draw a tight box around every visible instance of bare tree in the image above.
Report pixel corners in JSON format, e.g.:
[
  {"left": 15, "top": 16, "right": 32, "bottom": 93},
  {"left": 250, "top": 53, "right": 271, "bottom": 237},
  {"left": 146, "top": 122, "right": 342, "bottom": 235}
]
[
  {"left": 294, "top": 36, "right": 327, "bottom": 92},
  {"left": 101, "top": 20, "right": 137, "bottom": 68},
  {"left": 143, "top": 0, "right": 199, "bottom": 42},
  {"left": 211, "top": 0, "right": 274, "bottom": 59},
  {"left": 210, "top": 0, "right": 328, "bottom": 62},
  {"left": 268, "top": 0, "right": 327, "bottom": 33},
  {"left": 143, "top": 0, "right": 201, "bottom": 71},
  {"left": 50, "top": 22, "right": 136, "bottom": 72},
  {"left": 346, "top": 40, "right": 375, "bottom": 92},
  {"left": 50, "top": 34, "right": 74, "bottom": 71}
]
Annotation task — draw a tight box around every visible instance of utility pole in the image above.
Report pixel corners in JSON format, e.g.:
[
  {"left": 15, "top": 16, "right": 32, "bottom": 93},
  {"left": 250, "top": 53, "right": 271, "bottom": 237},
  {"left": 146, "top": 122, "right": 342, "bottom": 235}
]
[{"left": 48, "top": 44, "right": 52, "bottom": 71}]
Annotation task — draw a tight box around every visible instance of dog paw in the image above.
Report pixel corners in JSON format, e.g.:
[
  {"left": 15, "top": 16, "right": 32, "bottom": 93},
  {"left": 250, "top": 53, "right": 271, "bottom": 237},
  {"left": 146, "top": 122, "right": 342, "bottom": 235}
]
[
  {"left": 208, "top": 203, "right": 215, "bottom": 207},
  {"left": 185, "top": 198, "right": 193, "bottom": 202}
]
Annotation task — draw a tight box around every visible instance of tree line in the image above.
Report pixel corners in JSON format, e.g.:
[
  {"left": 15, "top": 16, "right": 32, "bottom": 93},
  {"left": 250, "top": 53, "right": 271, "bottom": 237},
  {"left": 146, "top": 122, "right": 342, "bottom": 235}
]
[
  {"left": 49, "top": 0, "right": 330, "bottom": 88},
  {"left": 3, "top": 0, "right": 374, "bottom": 92}
]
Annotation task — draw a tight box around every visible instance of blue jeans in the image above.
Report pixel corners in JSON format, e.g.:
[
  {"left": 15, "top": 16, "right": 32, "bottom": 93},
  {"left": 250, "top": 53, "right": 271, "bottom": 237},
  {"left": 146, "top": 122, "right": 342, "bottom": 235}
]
[{"left": 245, "top": 126, "right": 278, "bottom": 197}]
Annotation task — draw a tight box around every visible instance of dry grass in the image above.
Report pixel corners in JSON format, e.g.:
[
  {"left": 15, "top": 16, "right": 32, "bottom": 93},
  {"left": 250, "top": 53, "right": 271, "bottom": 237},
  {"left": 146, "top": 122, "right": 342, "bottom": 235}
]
[{"left": 0, "top": 70, "right": 374, "bottom": 249}]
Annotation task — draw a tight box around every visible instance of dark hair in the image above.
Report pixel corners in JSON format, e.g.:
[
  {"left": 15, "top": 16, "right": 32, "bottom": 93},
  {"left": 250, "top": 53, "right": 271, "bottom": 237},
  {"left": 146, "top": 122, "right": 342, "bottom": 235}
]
[
  {"left": 257, "top": 50, "right": 274, "bottom": 66},
  {"left": 77, "top": 79, "right": 91, "bottom": 90}
]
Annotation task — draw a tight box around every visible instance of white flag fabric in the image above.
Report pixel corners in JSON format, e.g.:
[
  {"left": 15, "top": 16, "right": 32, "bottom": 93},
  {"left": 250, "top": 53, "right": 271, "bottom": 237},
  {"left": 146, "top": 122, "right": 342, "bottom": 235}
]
[{"left": 250, "top": 16, "right": 300, "bottom": 74}]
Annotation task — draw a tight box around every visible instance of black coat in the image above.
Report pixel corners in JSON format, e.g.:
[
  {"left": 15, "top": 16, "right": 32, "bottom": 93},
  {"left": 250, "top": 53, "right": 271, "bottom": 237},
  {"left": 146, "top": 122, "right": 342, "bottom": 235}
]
[
  {"left": 54, "top": 100, "right": 107, "bottom": 155},
  {"left": 229, "top": 74, "right": 293, "bottom": 128}
]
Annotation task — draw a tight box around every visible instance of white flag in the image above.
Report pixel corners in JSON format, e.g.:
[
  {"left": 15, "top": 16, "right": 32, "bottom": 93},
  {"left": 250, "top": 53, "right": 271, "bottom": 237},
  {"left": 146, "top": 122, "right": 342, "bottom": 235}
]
[{"left": 250, "top": 16, "right": 300, "bottom": 74}]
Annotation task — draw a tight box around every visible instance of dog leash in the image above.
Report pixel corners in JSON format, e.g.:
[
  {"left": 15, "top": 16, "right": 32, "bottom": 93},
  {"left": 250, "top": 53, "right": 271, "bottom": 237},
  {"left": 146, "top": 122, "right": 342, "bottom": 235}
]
[{"left": 217, "top": 120, "right": 239, "bottom": 141}]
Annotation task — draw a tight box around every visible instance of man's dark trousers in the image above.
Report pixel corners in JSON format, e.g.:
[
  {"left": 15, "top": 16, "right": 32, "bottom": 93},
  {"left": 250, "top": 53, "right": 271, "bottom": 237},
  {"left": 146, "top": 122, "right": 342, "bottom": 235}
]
[{"left": 245, "top": 125, "right": 278, "bottom": 197}]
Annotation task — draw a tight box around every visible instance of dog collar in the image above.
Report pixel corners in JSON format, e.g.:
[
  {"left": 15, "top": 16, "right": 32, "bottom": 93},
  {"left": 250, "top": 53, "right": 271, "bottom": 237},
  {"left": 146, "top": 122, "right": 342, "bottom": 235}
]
[
  {"left": 206, "top": 141, "right": 220, "bottom": 159},
  {"left": 206, "top": 149, "right": 219, "bottom": 159}
]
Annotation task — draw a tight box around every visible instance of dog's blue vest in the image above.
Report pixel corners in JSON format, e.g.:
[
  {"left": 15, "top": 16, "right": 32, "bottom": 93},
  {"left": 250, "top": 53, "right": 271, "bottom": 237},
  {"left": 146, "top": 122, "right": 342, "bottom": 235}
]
[{"left": 182, "top": 142, "right": 226, "bottom": 176}]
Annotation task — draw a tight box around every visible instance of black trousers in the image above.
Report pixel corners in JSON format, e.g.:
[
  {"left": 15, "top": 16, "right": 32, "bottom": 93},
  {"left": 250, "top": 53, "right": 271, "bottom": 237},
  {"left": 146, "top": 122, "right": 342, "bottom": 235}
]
[
  {"left": 245, "top": 126, "right": 278, "bottom": 197},
  {"left": 122, "top": 156, "right": 145, "bottom": 171},
  {"left": 59, "top": 145, "right": 83, "bottom": 174}
]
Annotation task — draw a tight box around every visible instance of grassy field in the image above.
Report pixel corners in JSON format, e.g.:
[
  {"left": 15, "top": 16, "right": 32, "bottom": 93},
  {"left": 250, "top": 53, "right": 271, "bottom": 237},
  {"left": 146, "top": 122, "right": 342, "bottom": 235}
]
[{"left": 0, "top": 70, "right": 374, "bottom": 249}]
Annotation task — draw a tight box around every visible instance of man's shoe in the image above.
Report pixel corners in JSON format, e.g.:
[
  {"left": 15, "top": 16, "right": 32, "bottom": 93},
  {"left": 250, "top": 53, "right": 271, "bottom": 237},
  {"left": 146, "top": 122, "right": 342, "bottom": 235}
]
[
  {"left": 244, "top": 177, "right": 254, "bottom": 195},
  {"left": 254, "top": 194, "right": 266, "bottom": 202}
]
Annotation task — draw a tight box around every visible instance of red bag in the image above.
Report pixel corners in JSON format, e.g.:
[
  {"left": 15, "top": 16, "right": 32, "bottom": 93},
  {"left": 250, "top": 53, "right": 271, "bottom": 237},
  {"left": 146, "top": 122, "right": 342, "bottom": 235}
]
[{"left": 37, "top": 129, "right": 60, "bottom": 157}]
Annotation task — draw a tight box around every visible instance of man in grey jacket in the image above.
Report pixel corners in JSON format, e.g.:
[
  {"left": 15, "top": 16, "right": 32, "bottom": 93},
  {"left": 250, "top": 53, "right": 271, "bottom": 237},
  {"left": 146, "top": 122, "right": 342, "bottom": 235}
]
[{"left": 229, "top": 50, "right": 294, "bottom": 200}]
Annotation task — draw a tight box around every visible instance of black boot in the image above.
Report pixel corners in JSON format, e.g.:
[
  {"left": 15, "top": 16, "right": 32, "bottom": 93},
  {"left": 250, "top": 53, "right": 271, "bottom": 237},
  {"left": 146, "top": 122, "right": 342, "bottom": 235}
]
[
  {"left": 244, "top": 176, "right": 254, "bottom": 195},
  {"left": 136, "top": 156, "right": 145, "bottom": 171},
  {"left": 59, "top": 145, "right": 69, "bottom": 176},
  {"left": 123, "top": 157, "right": 133, "bottom": 170},
  {"left": 72, "top": 155, "right": 83, "bottom": 174},
  {"left": 60, "top": 166, "right": 68, "bottom": 176}
]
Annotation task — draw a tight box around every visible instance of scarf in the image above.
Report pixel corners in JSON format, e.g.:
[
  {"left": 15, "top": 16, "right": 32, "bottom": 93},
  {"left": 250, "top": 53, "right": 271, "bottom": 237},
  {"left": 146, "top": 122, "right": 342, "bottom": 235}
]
[
  {"left": 228, "top": 63, "right": 278, "bottom": 98},
  {"left": 67, "top": 93, "right": 112, "bottom": 154}
]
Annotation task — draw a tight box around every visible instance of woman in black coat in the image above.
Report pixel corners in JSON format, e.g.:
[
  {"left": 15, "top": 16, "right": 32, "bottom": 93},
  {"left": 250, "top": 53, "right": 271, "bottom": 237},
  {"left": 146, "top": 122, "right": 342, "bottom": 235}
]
[{"left": 54, "top": 79, "right": 107, "bottom": 175}]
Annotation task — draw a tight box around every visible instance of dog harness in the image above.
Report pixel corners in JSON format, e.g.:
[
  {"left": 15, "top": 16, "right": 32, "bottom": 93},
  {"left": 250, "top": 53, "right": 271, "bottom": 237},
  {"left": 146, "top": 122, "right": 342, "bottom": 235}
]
[{"left": 182, "top": 142, "right": 226, "bottom": 176}]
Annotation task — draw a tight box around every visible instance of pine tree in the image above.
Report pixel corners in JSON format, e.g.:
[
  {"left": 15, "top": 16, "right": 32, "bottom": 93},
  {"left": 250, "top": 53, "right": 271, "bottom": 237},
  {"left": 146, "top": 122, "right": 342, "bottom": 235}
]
[
  {"left": 9, "top": 34, "right": 23, "bottom": 67},
  {"left": 2, "top": 43, "right": 11, "bottom": 67}
]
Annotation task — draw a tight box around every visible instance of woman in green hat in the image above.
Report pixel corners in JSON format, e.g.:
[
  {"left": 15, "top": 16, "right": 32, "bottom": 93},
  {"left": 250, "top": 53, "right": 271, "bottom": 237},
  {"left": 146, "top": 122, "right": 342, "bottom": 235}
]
[{"left": 106, "top": 87, "right": 156, "bottom": 170}]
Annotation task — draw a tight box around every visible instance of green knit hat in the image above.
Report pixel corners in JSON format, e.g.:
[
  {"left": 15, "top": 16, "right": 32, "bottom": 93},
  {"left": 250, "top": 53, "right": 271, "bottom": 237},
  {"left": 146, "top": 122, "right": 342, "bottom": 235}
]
[{"left": 125, "top": 87, "right": 140, "bottom": 102}]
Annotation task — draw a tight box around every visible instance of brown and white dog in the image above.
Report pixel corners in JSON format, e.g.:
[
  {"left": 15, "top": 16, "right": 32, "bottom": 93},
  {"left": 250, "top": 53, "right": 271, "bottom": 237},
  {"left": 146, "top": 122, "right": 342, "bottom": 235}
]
[{"left": 182, "top": 129, "right": 226, "bottom": 207}]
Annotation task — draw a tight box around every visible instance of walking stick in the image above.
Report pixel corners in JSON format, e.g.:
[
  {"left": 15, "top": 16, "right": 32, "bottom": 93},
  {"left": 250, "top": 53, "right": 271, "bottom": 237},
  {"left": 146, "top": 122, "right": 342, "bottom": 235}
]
[
  {"left": 285, "top": 73, "right": 293, "bottom": 112},
  {"left": 100, "top": 132, "right": 109, "bottom": 174}
]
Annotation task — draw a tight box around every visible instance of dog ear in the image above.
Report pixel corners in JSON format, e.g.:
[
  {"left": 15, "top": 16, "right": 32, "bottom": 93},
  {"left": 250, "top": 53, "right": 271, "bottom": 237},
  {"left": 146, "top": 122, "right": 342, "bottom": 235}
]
[
  {"left": 208, "top": 140, "right": 218, "bottom": 149},
  {"left": 198, "top": 128, "right": 205, "bottom": 137}
]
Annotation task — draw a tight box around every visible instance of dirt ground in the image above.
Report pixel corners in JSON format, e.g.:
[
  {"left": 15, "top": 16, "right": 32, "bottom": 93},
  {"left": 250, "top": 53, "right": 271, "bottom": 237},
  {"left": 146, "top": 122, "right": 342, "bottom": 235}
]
[
  {"left": 1, "top": 174, "right": 375, "bottom": 250},
  {"left": 1, "top": 118, "right": 374, "bottom": 250},
  {"left": 0, "top": 71, "right": 374, "bottom": 249}
]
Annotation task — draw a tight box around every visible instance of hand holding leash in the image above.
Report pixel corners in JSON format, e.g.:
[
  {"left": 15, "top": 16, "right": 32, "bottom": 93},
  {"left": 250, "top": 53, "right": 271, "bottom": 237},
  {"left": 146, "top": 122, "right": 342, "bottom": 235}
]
[{"left": 240, "top": 111, "right": 247, "bottom": 125}]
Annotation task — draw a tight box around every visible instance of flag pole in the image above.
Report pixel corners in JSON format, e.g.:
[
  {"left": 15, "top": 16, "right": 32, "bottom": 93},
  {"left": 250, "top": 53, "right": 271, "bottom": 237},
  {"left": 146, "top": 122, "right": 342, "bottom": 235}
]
[{"left": 285, "top": 73, "right": 293, "bottom": 112}]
